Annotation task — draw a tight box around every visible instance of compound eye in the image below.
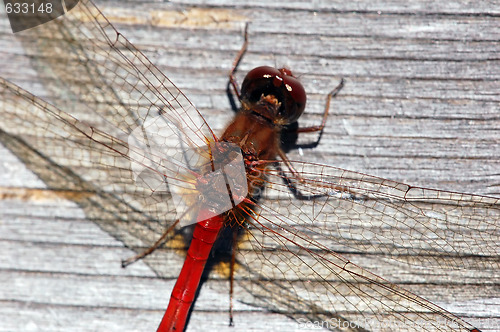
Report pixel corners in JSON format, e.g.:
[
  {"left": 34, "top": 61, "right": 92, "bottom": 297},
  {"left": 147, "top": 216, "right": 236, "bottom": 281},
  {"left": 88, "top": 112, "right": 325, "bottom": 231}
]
[
  {"left": 279, "top": 68, "right": 306, "bottom": 119},
  {"left": 240, "top": 66, "right": 283, "bottom": 106},
  {"left": 243, "top": 66, "right": 281, "bottom": 84}
]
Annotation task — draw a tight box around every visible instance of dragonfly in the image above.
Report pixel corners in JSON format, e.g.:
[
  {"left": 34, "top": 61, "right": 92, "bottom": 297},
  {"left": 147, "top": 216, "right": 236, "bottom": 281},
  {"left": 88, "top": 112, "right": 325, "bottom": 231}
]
[{"left": 0, "top": 0, "right": 498, "bottom": 331}]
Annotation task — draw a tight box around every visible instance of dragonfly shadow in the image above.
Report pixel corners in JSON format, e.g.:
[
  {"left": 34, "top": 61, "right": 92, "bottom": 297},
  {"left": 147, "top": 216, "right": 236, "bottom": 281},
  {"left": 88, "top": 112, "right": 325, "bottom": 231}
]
[
  {"left": 282, "top": 121, "right": 326, "bottom": 152},
  {"left": 226, "top": 81, "right": 240, "bottom": 115}
]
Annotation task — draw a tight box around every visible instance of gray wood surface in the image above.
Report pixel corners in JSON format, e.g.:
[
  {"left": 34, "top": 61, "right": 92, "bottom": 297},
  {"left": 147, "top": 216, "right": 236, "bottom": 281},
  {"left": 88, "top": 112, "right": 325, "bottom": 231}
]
[{"left": 0, "top": 0, "right": 499, "bottom": 331}]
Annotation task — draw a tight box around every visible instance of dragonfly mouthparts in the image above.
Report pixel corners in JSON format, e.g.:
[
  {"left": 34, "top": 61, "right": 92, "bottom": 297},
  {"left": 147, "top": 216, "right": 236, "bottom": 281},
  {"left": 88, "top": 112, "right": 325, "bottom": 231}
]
[{"left": 261, "top": 93, "right": 281, "bottom": 106}]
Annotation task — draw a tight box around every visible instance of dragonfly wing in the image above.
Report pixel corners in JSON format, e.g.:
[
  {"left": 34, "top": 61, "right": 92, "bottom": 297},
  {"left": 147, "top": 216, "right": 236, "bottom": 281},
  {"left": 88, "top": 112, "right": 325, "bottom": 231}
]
[
  {"left": 234, "top": 160, "right": 499, "bottom": 331},
  {"left": 0, "top": 77, "right": 191, "bottom": 266},
  {"left": 262, "top": 160, "right": 499, "bottom": 270},
  {"left": 11, "top": 0, "right": 214, "bottom": 152},
  {"left": 1, "top": 0, "right": 220, "bottom": 267}
]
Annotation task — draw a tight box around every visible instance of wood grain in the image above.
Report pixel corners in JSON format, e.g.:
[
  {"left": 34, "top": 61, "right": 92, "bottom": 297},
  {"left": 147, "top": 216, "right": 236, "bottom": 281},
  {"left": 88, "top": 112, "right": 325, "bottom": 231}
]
[{"left": 0, "top": 0, "right": 498, "bottom": 331}]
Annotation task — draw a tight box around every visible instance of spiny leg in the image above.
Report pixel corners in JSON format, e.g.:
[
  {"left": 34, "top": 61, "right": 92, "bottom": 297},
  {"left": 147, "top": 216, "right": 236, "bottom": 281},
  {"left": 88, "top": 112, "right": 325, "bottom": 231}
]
[
  {"left": 295, "top": 78, "right": 344, "bottom": 134},
  {"left": 229, "top": 23, "right": 249, "bottom": 100},
  {"left": 121, "top": 218, "right": 181, "bottom": 267},
  {"left": 277, "top": 78, "right": 345, "bottom": 181}
]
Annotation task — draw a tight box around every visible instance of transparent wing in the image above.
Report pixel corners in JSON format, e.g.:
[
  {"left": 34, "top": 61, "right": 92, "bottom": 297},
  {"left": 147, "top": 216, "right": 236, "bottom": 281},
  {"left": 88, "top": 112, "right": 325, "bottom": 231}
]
[
  {"left": 261, "top": 161, "right": 498, "bottom": 270},
  {"left": 232, "top": 160, "right": 499, "bottom": 331},
  {"left": 0, "top": 76, "right": 183, "bottom": 252},
  {"left": 2, "top": 0, "right": 220, "bottom": 250},
  {"left": 13, "top": 0, "right": 214, "bottom": 151}
]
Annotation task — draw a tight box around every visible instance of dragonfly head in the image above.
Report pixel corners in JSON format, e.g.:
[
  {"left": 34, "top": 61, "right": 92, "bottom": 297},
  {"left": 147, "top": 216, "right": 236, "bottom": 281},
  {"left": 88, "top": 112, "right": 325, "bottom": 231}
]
[{"left": 241, "top": 66, "right": 306, "bottom": 124}]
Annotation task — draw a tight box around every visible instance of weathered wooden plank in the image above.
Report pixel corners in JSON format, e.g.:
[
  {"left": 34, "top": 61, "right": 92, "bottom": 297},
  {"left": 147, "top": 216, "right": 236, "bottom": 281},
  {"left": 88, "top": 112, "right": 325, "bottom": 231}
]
[
  {"left": 0, "top": 301, "right": 309, "bottom": 332},
  {"left": 0, "top": 0, "right": 498, "bottom": 331},
  {"left": 174, "top": 0, "right": 500, "bottom": 15}
]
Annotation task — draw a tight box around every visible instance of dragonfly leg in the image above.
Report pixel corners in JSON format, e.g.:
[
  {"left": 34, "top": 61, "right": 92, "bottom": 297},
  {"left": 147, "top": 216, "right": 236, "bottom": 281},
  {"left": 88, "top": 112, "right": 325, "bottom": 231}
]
[
  {"left": 229, "top": 23, "right": 249, "bottom": 100},
  {"left": 294, "top": 78, "right": 344, "bottom": 134},
  {"left": 277, "top": 147, "right": 360, "bottom": 200},
  {"left": 121, "top": 218, "right": 181, "bottom": 267},
  {"left": 277, "top": 147, "right": 304, "bottom": 183},
  {"left": 276, "top": 148, "right": 321, "bottom": 198}
]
